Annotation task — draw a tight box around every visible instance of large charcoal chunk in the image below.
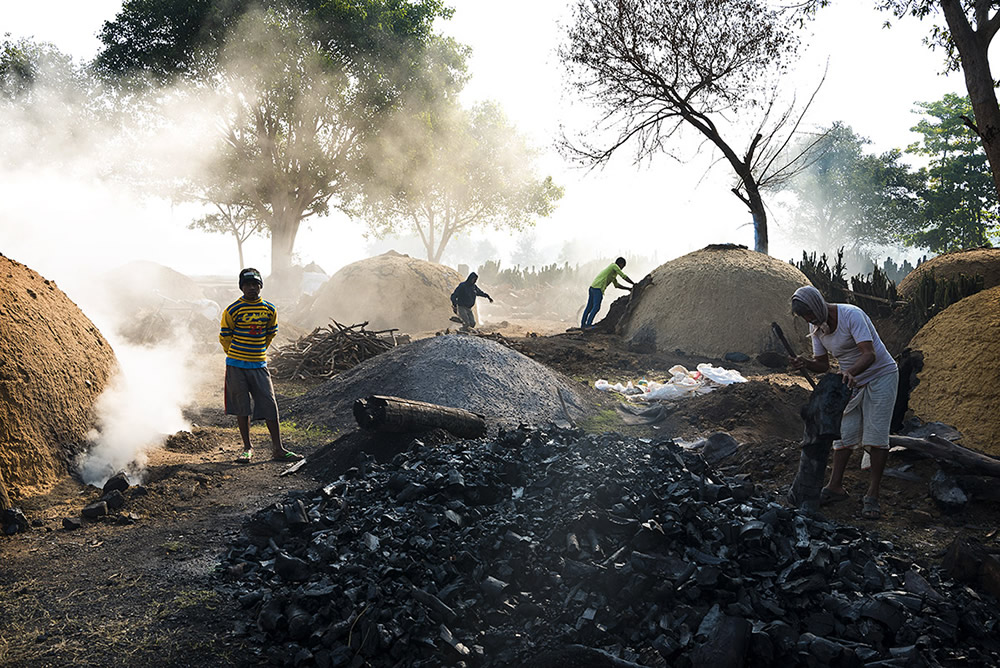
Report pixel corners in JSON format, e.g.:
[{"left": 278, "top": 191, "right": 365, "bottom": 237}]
[
  {"left": 102, "top": 471, "right": 130, "bottom": 495},
  {"left": 690, "top": 605, "right": 750, "bottom": 667},
  {"left": 929, "top": 470, "right": 968, "bottom": 512}
]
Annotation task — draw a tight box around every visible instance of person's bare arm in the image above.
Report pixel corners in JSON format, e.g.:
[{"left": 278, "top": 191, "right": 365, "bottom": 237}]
[
  {"left": 841, "top": 341, "right": 875, "bottom": 388},
  {"left": 790, "top": 353, "right": 829, "bottom": 373}
]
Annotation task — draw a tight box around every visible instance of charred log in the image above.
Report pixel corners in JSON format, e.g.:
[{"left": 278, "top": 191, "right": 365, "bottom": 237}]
[
  {"left": 889, "top": 434, "right": 1000, "bottom": 478},
  {"left": 353, "top": 395, "right": 486, "bottom": 439}
]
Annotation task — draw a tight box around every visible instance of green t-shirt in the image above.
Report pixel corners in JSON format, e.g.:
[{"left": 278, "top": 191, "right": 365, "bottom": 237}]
[{"left": 591, "top": 263, "right": 630, "bottom": 292}]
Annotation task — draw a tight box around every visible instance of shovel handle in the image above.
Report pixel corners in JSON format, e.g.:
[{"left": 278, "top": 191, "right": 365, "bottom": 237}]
[{"left": 771, "top": 321, "right": 816, "bottom": 390}]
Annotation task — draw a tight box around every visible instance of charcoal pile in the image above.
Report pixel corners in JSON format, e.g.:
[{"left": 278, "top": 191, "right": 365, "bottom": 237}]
[
  {"left": 270, "top": 321, "right": 410, "bottom": 380},
  {"left": 284, "top": 336, "right": 591, "bottom": 432},
  {"left": 219, "top": 426, "right": 1000, "bottom": 667}
]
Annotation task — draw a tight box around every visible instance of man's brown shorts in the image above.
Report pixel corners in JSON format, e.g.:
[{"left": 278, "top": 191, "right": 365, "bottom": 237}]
[{"left": 224, "top": 366, "right": 279, "bottom": 421}]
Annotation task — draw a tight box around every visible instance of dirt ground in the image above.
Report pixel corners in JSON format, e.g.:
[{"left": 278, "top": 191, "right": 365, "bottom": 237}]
[{"left": 2, "top": 327, "right": 999, "bottom": 667}]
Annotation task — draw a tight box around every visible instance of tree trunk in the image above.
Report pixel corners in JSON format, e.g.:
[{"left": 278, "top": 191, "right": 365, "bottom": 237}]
[
  {"left": 236, "top": 236, "right": 245, "bottom": 271},
  {"left": 751, "top": 205, "right": 768, "bottom": 254},
  {"left": 940, "top": 0, "right": 1000, "bottom": 199},
  {"left": 353, "top": 395, "right": 487, "bottom": 438}
]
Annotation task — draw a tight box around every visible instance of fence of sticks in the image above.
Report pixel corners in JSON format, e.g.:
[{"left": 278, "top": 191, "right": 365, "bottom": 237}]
[{"left": 270, "top": 321, "right": 409, "bottom": 380}]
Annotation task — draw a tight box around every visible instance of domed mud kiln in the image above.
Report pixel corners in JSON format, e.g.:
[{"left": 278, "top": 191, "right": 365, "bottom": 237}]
[
  {"left": 306, "top": 252, "right": 463, "bottom": 334},
  {"left": 0, "top": 254, "right": 117, "bottom": 500},
  {"left": 898, "top": 248, "right": 1000, "bottom": 298},
  {"left": 908, "top": 285, "right": 1000, "bottom": 456},
  {"left": 617, "top": 246, "right": 812, "bottom": 358}
]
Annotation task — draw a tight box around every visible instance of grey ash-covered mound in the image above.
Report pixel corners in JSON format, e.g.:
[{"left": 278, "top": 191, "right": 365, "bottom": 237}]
[
  {"left": 285, "top": 335, "right": 591, "bottom": 432},
  {"left": 219, "top": 426, "right": 1000, "bottom": 667}
]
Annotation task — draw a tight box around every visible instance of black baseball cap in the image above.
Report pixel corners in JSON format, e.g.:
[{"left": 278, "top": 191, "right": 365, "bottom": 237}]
[{"left": 239, "top": 268, "right": 263, "bottom": 287}]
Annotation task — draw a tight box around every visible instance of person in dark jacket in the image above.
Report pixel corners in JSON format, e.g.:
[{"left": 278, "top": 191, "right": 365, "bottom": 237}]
[{"left": 450, "top": 272, "right": 493, "bottom": 330}]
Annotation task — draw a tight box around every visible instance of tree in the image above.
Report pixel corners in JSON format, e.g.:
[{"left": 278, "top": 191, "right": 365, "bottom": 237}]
[
  {"left": 780, "top": 122, "right": 923, "bottom": 256},
  {"left": 95, "top": 0, "right": 459, "bottom": 282},
  {"left": 882, "top": 0, "right": 1000, "bottom": 202},
  {"left": 904, "top": 93, "right": 999, "bottom": 251},
  {"left": 188, "top": 199, "right": 264, "bottom": 270},
  {"left": 361, "top": 101, "right": 563, "bottom": 263},
  {"left": 560, "top": 0, "right": 824, "bottom": 254}
]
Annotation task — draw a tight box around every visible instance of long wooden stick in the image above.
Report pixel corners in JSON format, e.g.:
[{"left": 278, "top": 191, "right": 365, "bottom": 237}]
[{"left": 771, "top": 321, "right": 816, "bottom": 389}]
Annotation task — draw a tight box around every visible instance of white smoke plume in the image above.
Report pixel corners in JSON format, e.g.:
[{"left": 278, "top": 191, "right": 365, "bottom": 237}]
[{"left": 76, "top": 331, "right": 202, "bottom": 486}]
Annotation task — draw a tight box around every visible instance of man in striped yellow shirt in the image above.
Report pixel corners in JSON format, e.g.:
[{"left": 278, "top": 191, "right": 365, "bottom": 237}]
[{"left": 220, "top": 268, "right": 301, "bottom": 462}]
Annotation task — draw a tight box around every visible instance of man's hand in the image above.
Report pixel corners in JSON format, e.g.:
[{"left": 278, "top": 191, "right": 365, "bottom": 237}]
[
  {"left": 789, "top": 356, "right": 808, "bottom": 371},
  {"left": 841, "top": 370, "right": 858, "bottom": 388}
]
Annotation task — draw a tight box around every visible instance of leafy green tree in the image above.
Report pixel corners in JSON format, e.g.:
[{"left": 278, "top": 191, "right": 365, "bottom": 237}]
[
  {"left": 95, "top": 0, "right": 459, "bottom": 282},
  {"left": 560, "top": 0, "right": 824, "bottom": 255},
  {"left": 905, "top": 93, "right": 998, "bottom": 251},
  {"left": 361, "top": 101, "right": 563, "bottom": 263},
  {"left": 881, "top": 0, "right": 1000, "bottom": 202},
  {"left": 780, "top": 122, "right": 923, "bottom": 256}
]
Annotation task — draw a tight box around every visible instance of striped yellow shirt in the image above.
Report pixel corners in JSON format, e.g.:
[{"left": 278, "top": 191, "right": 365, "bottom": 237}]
[{"left": 219, "top": 297, "right": 277, "bottom": 365}]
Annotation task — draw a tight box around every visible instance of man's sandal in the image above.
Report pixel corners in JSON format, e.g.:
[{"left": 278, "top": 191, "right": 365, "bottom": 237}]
[
  {"left": 820, "top": 488, "right": 850, "bottom": 505},
  {"left": 235, "top": 449, "right": 253, "bottom": 463},
  {"left": 861, "top": 496, "right": 882, "bottom": 519},
  {"left": 272, "top": 450, "right": 303, "bottom": 462}
]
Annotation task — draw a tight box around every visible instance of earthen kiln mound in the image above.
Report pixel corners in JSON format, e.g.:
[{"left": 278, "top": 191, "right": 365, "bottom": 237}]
[
  {"left": 897, "top": 248, "right": 1000, "bottom": 298},
  {"left": 285, "top": 335, "right": 592, "bottom": 431},
  {"left": 618, "top": 246, "right": 812, "bottom": 358},
  {"left": 99, "top": 260, "right": 206, "bottom": 313},
  {"left": 305, "top": 252, "right": 462, "bottom": 334},
  {"left": 0, "top": 254, "right": 117, "bottom": 499},
  {"left": 908, "top": 285, "right": 1000, "bottom": 456}
]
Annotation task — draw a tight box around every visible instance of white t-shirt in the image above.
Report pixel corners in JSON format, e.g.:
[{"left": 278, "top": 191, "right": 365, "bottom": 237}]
[{"left": 811, "top": 304, "right": 897, "bottom": 386}]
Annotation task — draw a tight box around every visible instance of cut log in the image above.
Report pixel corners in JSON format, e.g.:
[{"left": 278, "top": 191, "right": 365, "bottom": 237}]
[
  {"left": 353, "top": 395, "right": 487, "bottom": 439},
  {"left": 889, "top": 434, "right": 1000, "bottom": 478}
]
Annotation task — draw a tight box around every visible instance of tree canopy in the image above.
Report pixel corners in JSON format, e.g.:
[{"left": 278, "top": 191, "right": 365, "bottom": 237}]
[
  {"left": 881, "top": 0, "right": 1000, "bottom": 202},
  {"left": 94, "top": 0, "right": 461, "bottom": 281},
  {"left": 779, "top": 123, "right": 922, "bottom": 256},
  {"left": 905, "top": 93, "right": 999, "bottom": 251},
  {"left": 560, "top": 0, "right": 822, "bottom": 254},
  {"left": 361, "top": 100, "right": 563, "bottom": 263}
]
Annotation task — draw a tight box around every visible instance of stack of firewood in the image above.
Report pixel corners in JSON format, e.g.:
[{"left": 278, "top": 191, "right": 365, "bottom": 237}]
[{"left": 270, "top": 321, "right": 408, "bottom": 380}]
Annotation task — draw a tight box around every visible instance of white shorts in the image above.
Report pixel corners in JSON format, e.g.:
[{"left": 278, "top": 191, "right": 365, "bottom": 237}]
[{"left": 833, "top": 368, "right": 898, "bottom": 451}]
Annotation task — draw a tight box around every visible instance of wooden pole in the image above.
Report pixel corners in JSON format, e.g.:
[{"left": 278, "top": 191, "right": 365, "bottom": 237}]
[{"left": 353, "top": 395, "right": 487, "bottom": 439}]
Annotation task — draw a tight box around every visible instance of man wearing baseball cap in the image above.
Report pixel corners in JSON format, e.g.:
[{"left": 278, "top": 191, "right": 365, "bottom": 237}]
[{"left": 219, "top": 268, "right": 302, "bottom": 462}]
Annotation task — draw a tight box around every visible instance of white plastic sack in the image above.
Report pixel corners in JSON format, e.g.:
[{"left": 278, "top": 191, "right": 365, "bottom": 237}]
[{"left": 696, "top": 363, "right": 747, "bottom": 385}]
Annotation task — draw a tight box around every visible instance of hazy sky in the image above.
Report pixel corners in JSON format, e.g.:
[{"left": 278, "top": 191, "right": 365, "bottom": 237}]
[{"left": 0, "top": 1, "right": 977, "bottom": 284}]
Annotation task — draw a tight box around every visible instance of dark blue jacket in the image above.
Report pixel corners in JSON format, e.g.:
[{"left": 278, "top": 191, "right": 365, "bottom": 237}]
[{"left": 451, "top": 274, "right": 490, "bottom": 308}]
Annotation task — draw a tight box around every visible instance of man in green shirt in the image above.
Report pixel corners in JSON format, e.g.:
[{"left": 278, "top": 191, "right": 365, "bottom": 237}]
[{"left": 581, "top": 257, "right": 634, "bottom": 329}]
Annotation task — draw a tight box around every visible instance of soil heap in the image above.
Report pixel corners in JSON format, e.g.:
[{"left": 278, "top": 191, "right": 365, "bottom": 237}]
[
  {"left": 285, "top": 335, "right": 590, "bottom": 431},
  {"left": 898, "top": 248, "right": 1000, "bottom": 298},
  {"left": 618, "top": 245, "right": 812, "bottom": 358},
  {"left": 908, "top": 285, "right": 1000, "bottom": 456},
  {"left": 98, "top": 260, "right": 207, "bottom": 313},
  {"left": 304, "top": 251, "right": 462, "bottom": 334},
  {"left": 0, "top": 254, "right": 116, "bottom": 499}
]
